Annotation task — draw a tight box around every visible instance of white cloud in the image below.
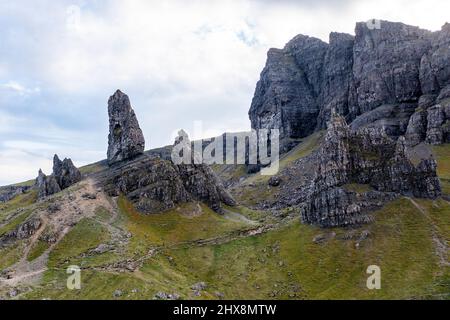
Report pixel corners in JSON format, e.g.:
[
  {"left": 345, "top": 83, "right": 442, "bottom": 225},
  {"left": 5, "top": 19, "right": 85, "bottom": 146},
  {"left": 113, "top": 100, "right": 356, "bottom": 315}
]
[{"left": 1, "top": 81, "right": 40, "bottom": 96}]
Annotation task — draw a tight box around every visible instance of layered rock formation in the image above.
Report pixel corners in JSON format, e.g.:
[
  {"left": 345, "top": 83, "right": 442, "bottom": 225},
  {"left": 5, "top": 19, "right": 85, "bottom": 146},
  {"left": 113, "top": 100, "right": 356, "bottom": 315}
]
[
  {"left": 35, "top": 155, "right": 81, "bottom": 199},
  {"left": 300, "top": 112, "right": 441, "bottom": 227},
  {"left": 99, "top": 156, "right": 235, "bottom": 214},
  {"left": 100, "top": 103, "right": 235, "bottom": 214},
  {"left": 107, "top": 90, "right": 145, "bottom": 165},
  {"left": 249, "top": 20, "right": 450, "bottom": 151}
]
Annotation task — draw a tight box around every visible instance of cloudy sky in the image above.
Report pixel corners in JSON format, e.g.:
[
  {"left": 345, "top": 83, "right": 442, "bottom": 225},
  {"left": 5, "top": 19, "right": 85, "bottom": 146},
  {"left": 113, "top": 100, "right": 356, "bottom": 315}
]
[{"left": 0, "top": 0, "right": 449, "bottom": 185}]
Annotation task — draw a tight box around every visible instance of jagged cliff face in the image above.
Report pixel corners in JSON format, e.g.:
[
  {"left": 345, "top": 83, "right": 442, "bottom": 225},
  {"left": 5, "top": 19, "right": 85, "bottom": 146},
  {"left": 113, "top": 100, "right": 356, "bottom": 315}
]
[
  {"left": 249, "top": 21, "right": 450, "bottom": 151},
  {"left": 300, "top": 113, "right": 441, "bottom": 227}
]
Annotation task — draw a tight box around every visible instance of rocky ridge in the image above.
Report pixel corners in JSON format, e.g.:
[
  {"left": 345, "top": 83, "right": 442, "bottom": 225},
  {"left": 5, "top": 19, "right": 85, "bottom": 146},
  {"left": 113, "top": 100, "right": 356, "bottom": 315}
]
[
  {"left": 301, "top": 111, "right": 441, "bottom": 227},
  {"left": 249, "top": 20, "right": 450, "bottom": 151}
]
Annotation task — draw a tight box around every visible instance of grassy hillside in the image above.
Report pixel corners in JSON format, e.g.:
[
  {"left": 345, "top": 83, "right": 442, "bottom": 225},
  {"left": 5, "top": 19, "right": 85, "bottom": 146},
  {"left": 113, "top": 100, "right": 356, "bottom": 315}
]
[
  {"left": 16, "top": 196, "right": 448, "bottom": 300},
  {"left": 432, "top": 143, "right": 450, "bottom": 196},
  {"left": 0, "top": 139, "right": 448, "bottom": 300}
]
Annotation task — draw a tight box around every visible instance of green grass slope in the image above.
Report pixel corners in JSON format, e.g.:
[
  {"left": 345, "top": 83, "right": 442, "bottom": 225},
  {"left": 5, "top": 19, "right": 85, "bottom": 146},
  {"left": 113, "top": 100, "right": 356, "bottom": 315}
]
[
  {"left": 21, "top": 197, "right": 449, "bottom": 300},
  {"left": 1, "top": 139, "right": 448, "bottom": 300}
]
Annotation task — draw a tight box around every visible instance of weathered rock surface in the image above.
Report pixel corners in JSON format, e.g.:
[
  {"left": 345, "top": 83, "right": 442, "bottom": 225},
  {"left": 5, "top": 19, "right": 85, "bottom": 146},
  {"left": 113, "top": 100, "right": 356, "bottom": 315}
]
[
  {"left": 0, "top": 216, "right": 42, "bottom": 244},
  {"left": 250, "top": 20, "right": 450, "bottom": 150},
  {"left": 301, "top": 112, "right": 441, "bottom": 227},
  {"left": 425, "top": 103, "right": 450, "bottom": 144},
  {"left": 405, "top": 110, "right": 428, "bottom": 146},
  {"left": 249, "top": 36, "right": 328, "bottom": 152},
  {"left": 348, "top": 21, "right": 431, "bottom": 117},
  {"left": 107, "top": 90, "right": 145, "bottom": 165},
  {"left": 35, "top": 155, "right": 81, "bottom": 200},
  {"left": 0, "top": 185, "right": 31, "bottom": 203},
  {"left": 420, "top": 23, "right": 450, "bottom": 96},
  {"left": 350, "top": 103, "right": 417, "bottom": 138},
  {"left": 53, "top": 154, "right": 82, "bottom": 189},
  {"left": 36, "top": 169, "right": 61, "bottom": 199},
  {"left": 99, "top": 154, "right": 235, "bottom": 214},
  {"left": 317, "top": 32, "right": 355, "bottom": 129}
]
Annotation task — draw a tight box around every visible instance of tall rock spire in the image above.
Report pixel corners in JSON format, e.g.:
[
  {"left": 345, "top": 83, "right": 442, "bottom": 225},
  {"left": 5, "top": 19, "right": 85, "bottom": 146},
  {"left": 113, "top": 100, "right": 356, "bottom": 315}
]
[{"left": 107, "top": 90, "right": 145, "bottom": 165}]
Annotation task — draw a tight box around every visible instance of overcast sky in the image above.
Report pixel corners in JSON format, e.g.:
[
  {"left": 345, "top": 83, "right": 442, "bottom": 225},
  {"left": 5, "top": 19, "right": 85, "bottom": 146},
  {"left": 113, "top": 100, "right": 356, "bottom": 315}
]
[{"left": 0, "top": 0, "right": 449, "bottom": 185}]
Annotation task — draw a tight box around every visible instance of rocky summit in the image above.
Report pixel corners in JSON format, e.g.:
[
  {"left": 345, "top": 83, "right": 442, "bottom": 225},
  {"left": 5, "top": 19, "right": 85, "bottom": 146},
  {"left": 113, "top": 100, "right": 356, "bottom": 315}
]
[
  {"left": 107, "top": 90, "right": 146, "bottom": 165},
  {"left": 250, "top": 21, "right": 450, "bottom": 152}
]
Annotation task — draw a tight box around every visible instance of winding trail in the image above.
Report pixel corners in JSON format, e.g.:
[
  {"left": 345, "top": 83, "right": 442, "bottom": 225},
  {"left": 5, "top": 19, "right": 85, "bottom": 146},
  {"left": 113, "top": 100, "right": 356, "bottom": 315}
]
[{"left": 0, "top": 179, "right": 116, "bottom": 288}]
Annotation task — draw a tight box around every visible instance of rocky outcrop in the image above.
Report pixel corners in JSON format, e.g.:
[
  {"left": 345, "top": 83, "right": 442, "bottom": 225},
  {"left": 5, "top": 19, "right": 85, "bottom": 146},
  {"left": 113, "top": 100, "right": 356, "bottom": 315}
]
[
  {"left": 53, "top": 154, "right": 82, "bottom": 189},
  {"left": 420, "top": 23, "right": 450, "bottom": 96},
  {"left": 250, "top": 20, "right": 450, "bottom": 151},
  {"left": 0, "top": 185, "right": 31, "bottom": 203},
  {"left": 405, "top": 100, "right": 450, "bottom": 146},
  {"left": 35, "top": 154, "right": 81, "bottom": 199},
  {"left": 174, "top": 131, "right": 236, "bottom": 211},
  {"left": 405, "top": 110, "right": 428, "bottom": 146},
  {"left": 0, "top": 217, "right": 42, "bottom": 245},
  {"left": 36, "top": 169, "right": 61, "bottom": 199},
  {"left": 107, "top": 90, "right": 145, "bottom": 165},
  {"left": 301, "top": 111, "right": 441, "bottom": 227},
  {"left": 101, "top": 156, "right": 190, "bottom": 213},
  {"left": 99, "top": 155, "right": 235, "bottom": 214},
  {"left": 425, "top": 103, "right": 450, "bottom": 144},
  {"left": 99, "top": 131, "right": 235, "bottom": 214},
  {"left": 350, "top": 103, "right": 417, "bottom": 138}
]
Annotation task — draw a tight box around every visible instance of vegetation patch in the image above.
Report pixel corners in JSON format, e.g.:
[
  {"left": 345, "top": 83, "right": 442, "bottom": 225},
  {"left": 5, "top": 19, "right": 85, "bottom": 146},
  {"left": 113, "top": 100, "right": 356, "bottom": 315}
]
[
  {"left": 343, "top": 184, "right": 373, "bottom": 194},
  {"left": 0, "top": 241, "right": 25, "bottom": 270},
  {"left": 432, "top": 143, "right": 450, "bottom": 195},
  {"left": 27, "top": 240, "right": 51, "bottom": 262},
  {"left": 79, "top": 162, "right": 108, "bottom": 176},
  {"left": 138, "top": 198, "right": 449, "bottom": 300},
  {"left": 0, "top": 209, "right": 34, "bottom": 237},
  {"left": 0, "top": 190, "right": 37, "bottom": 220},
  {"left": 117, "top": 196, "right": 248, "bottom": 256},
  {"left": 48, "top": 218, "right": 110, "bottom": 268}
]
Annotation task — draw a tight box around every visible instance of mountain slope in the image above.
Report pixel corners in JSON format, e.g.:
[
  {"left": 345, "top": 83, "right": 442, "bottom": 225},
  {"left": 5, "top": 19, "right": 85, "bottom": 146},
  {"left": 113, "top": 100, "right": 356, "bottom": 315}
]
[{"left": 0, "top": 141, "right": 448, "bottom": 300}]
